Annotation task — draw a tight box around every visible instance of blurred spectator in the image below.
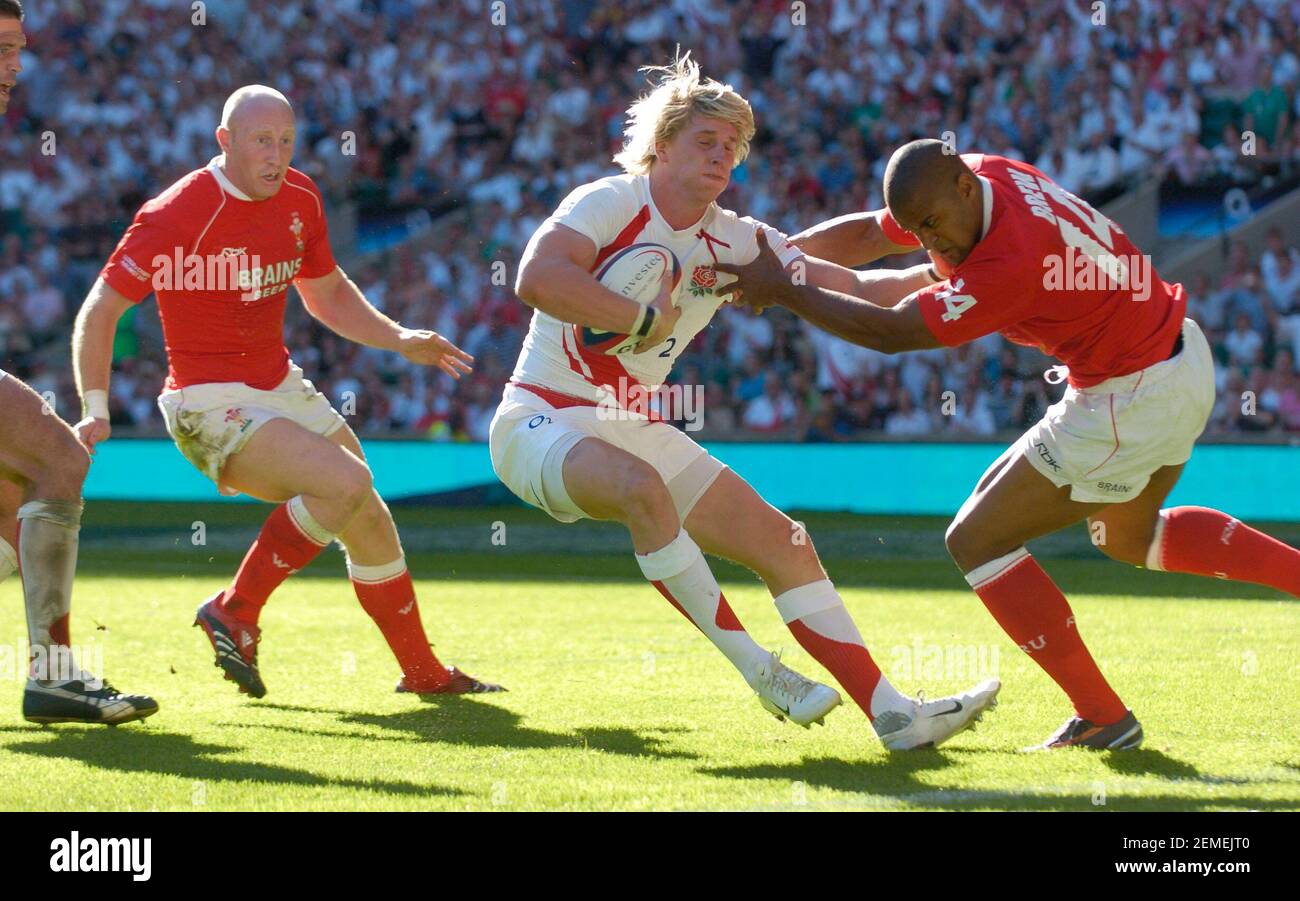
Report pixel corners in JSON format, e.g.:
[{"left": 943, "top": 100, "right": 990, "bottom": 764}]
[
  {"left": 741, "top": 372, "right": 797, "bottom": 433},
  {"left": 884, "top": 390, "right": 933, "bottom": 438},
  {"left": 1224, "top": 313, "right": 1264, "bottom": 370},
  {"left": 3, "top": 0, "right": 1300, "bottom": 440}
]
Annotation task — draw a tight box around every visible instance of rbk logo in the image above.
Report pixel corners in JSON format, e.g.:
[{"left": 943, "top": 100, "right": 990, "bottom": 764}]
[
  {"left": 398, "top": 600, "right": 415, "bottom": 615},
  {"left": 1034, "top": 441, "right": 1062, "bottom": 472},
  {"left": 271, "top": 553, "right": 298, "bottom": 574}
]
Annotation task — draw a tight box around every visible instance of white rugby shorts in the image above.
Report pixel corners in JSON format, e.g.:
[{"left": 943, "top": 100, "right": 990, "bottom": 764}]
[
  {"left": 158, "top": 363, "right": 346, "bottom": 495},
  {"left": 1022, "top": 318, "right": 1216, "bottom": 503},
  {"left": 489, "top": 381, "right": 725, "bottom": 523}
]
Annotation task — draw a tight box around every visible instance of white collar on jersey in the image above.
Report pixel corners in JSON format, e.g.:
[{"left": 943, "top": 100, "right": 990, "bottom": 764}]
[
  {"left": 644, "top": 175, "right": 713, "bottom": 234},
  {"left": 978, "top": 174, "right": 993, "bottom": 240},
  {"left": 207, "top": 156, "right": 254, "bottom": 201}
]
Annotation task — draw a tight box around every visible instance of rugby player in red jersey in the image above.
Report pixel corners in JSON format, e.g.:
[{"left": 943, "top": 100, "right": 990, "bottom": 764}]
[
  {"left": 718, "top": 138, "right": 1300, "bottom": 750},
  {"left": 0, "top": 0, "right": 157, "bottom": 725},
  {"left": 72, "top": 85, "right": 502, "bottom": 699}
]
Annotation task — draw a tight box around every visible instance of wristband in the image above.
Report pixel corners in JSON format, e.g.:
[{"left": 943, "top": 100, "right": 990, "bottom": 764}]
[
  {"left": 634, "top": 305, "right": 657, "bottom": 339},
  {"left": 629, "top": 305, "right": 647, "bottom": 339},
  {"left": 83, "top": 389, "right": 109, "bottom": 420},
  {"left": 925, "top": 265, "right": 942, "bottom": 284}
]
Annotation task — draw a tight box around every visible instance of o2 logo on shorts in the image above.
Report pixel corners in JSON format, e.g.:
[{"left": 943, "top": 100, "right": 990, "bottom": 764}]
[{"left": 527, "top": 415, "right": 552, "bottom": 429}]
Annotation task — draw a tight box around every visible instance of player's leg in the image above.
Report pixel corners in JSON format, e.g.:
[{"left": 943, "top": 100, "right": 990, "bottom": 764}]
[
  {"left": 684, "top": 468, "right": 999, "bottom": 748},
  {"left": 0, "top": 377, "right": 88, "bottom": 670},
  {"left": 1090, "top": 463, "right": 1300, "bottom": 596},
  {"left": 188, "top": 417, "right": 371, "bottom": 697},
  {"left": 0, "top": 375, "right": 156, "bottom": 723},
  {"left": 324, "top": 425, "right": 502, "bottom": 694},
  {"left": 216, "top": 417, "right": 372, "bottom": 620},
  {"left": 0, "top": 474, "right": 21, "bottom": 584},
  {"left": 490, "top": 399, "right": 836, "bottom": 721},
  {"left": 944, "top": 451, "right": 1147, "bottom": 744},
  {"left": 562, "top": 436, "right": 776, "bottom": 682},
  {"left": 683, "top": 467, "right": 893, "bottom": 717}
]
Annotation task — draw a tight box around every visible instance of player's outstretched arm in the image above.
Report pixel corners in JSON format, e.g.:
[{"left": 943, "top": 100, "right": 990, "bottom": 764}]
[
  {"left": 71, "top": 277, "right": 135, "bottom": 452},
  {"left": 789, "top": 210, "right": 919, "bottom": 268},
  {"left": 715, "top": 231, "right": 941, "bottom": 354},
  {"left": 296, "top": 267, "right": 473, "bottom": 379},
  {"left": 803, "top": 255, "right": 939, "bottom": 309},
  {"left": 515, "top": 220, "right": 678, "bottom": 349}
]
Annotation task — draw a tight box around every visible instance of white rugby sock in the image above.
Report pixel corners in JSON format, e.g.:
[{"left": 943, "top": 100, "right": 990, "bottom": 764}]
[
  {"left": 774, "top": 579, "right": 912, "bottom": 720},
  {"left": 635, "top": 529, "right": 769, "bottom": 676},
  {"left": 17, "top": 500, "right": 82, "bottom": 684}
]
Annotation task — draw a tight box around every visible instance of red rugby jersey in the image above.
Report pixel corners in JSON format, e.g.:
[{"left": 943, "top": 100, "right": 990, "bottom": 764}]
[
  {"left": 101, "top": 158, "right": 338, "bottom": 390},
  {"left": 881, "top": 153, "right": 1185, "bottom": 388}
]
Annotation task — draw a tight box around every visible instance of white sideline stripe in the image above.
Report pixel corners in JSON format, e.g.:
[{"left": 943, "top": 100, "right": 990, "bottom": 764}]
[{"left": 965, "top": 546, "right": 1031, "bottom": 590}]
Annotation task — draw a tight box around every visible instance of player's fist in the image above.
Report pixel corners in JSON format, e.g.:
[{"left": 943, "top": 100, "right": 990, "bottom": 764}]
[
  {"left": 634, "top": 275, "right": 681, "bottom": 353},
  {"left": 74, "top": 417, "right": 111, "bottom": 455},
  {"left": 396, "top": 328, "right": 474, "bottom": 379}
]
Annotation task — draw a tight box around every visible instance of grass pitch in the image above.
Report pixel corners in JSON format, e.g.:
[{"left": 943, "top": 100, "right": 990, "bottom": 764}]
[{"left": 0, "top": 505, "right": 1297, "bottom": 811}]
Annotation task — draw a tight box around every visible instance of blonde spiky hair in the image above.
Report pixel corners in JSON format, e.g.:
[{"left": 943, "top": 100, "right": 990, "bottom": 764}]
[{"left": 612, "top": 51, "right": 755, "bottom": 176}]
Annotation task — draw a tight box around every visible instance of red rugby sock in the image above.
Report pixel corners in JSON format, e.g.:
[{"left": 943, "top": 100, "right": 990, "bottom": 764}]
[
  {"left": 220, "top": 497, "right": 333, "bottom": 624},
  {"left": 967, "top": 547, "right": 1127, "bottom": 725},
  {"left": 1150, "top": 507, "right": 1300, "bottom": 596},
  {"left": 350, "top": 561, "right": 449, "bottom": 685}
]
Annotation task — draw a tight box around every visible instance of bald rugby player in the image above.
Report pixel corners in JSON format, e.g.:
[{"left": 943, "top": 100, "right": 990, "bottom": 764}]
[
  {"left": 73, "top": 85, "right": 502, "bottom": 700},
  {"left": 718, "top": 139, "right": 1300, "bottom": 750}
]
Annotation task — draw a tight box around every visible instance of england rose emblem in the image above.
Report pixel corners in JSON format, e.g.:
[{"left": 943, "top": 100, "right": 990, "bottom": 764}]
[{"left": 689, "top": 265, "right": 717, "bottom": 296}]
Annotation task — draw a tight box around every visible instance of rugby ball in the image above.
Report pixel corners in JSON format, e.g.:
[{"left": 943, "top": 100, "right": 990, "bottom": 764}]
[{"left": 580, "top": 243, "right": 682, "bottom": 355}]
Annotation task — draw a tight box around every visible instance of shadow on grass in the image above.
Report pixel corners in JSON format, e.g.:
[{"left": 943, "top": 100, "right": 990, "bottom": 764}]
[
  {"left": 1100, "top": 749, "right": 1204, "bottom": 780},
  {"left": 251, "top": 700, "right": 697, "bottom": 760},
  {"left": 704, "top": 751, "right": 956, "bottom": 798},
  {"left": 703, "top": 748, "right": 1299, "bottom": 811},
  {"left": 0, "top": 725, "right": 457, "bottom": 799}
]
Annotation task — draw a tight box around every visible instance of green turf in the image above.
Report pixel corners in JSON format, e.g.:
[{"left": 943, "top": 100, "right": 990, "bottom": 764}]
[{"left": 2, "top": 528, "right": 1297, "bottom": 811}]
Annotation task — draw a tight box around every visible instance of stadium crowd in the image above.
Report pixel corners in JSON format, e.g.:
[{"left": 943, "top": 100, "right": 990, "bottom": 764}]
[{"left": 2, "top": 0, "right": 1300, "bottom": 440}]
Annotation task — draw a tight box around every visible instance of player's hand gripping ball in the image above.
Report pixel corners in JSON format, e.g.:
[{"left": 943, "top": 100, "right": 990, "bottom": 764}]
[{"left": 580, "top": 242, "right": 682, "bottom": 355}]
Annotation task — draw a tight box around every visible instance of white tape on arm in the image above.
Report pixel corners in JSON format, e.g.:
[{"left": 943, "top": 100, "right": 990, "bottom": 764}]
[{"left": 83, "top": 389, "right": 110, "bottom": 421}]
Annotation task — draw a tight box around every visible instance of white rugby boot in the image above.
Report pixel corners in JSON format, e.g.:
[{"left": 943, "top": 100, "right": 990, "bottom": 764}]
[
  {"left": 873, "top": 678, "right": 1001, "bottom": 750},
  {"left": 747, "top": 651, "right": 842, "bottom": 727}
]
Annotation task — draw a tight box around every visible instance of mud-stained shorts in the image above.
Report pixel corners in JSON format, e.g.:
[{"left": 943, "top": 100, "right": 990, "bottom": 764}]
[{"left": 157, "top": 364, "right": 346, "bottom": 495}]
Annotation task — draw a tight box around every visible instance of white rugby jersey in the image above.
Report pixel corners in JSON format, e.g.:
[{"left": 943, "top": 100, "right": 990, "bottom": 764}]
[{"left": 511, "top": 173, "right": 803, "bottom": 403}]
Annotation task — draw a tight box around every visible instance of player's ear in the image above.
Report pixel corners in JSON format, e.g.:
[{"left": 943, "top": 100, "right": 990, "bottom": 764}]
[
  {"left": 958, "top": 171, "right": 978, "bottom": 201},
  {"left": 215, "top": 126, "right": 231, "bottom": 154}
]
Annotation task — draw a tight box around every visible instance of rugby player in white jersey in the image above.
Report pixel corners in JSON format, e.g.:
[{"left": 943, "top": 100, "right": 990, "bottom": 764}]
[
  {"left": 0, "top": 0, "right": 157, "bottom": 725},
  {"left": 494, "top": 55, "right": 999, "bottom": 749}
]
